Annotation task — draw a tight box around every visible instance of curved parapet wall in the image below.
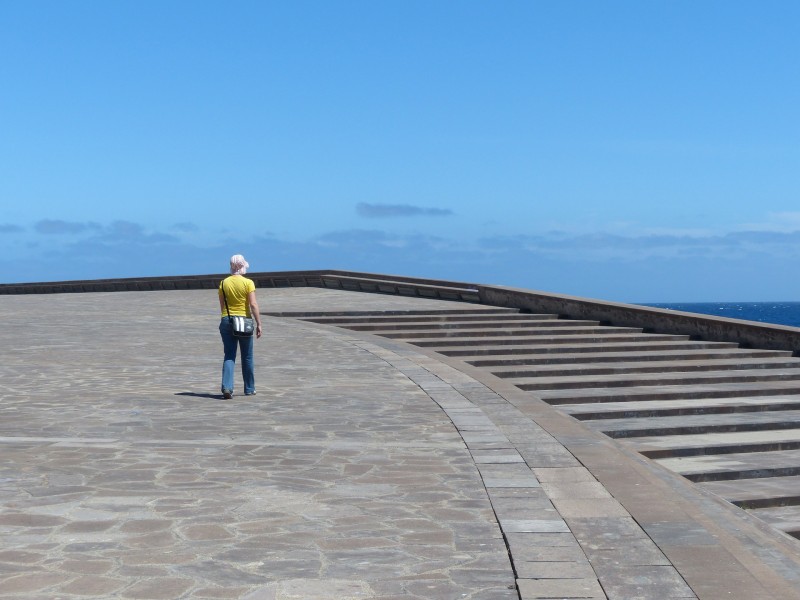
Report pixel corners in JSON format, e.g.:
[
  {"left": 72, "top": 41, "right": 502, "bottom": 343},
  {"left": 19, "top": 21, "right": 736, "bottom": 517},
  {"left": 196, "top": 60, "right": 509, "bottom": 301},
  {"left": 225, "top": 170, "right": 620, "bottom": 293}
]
[
  {"left": 478, "top": 284, "right": 800, "bottom": 355},
  {"left": 2, "top": 269, "right": 799, "bottom": 354}
]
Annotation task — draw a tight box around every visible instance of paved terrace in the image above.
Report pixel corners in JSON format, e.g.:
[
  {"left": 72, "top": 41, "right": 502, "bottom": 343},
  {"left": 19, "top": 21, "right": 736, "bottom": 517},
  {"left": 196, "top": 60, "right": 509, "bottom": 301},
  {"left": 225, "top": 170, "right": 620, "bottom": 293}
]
[{"left": 2, "top": 286, "right": 800, "bottom": 599}]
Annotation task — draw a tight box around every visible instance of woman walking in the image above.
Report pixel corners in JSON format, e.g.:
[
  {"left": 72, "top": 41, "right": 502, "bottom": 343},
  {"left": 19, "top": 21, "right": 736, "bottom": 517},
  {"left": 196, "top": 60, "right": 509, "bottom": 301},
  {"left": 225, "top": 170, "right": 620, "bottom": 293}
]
[{"left": 218, "top": 254, "right": 262, "bottom": 399}]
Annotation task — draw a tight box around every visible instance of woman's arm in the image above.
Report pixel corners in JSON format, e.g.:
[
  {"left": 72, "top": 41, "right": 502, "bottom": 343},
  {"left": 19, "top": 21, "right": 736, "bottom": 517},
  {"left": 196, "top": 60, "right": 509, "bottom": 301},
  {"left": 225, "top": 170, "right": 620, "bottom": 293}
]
[{"left": 248, "top": 291, "right": 263, "bottom": 338}]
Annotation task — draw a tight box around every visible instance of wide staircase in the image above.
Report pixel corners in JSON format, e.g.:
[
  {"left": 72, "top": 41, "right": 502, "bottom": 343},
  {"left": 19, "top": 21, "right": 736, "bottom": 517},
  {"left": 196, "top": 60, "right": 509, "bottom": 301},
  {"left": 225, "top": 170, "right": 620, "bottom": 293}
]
[{"left": 269, "top": 306, "right": 800, "bottom": 540}]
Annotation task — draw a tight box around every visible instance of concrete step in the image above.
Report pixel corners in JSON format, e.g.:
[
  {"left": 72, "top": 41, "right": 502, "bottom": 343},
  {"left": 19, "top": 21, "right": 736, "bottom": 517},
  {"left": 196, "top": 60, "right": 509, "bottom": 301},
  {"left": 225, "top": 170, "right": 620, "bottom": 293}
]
[
  {"left": 410, "top": 333, "right": 689, "bottom": 348},
  {"left": 586, "top": 409, "right": 800, "bottom": 439},
  {"left": 440, "top": 340, "right": 740, "bottom": 357},
  {"left": 376, "top": 325, "right": 643, "bottom": 339},
  {"left": 263, "top": 308, "right": 521, "bottom": 318},
  {"left": 561, "top": 395, "right": 800, "bottom": 420},
  {"left": 700, "top": 475, "right": 800, "bottom": 509},
  {"left": 467, "top": 348, "right": 792, "bottom": 367},
  {"left": 490, "top": 357, "right": 800, "bottom": 379},
  {"left": 654, "top": 448, "right": 800, "bottom": 482},
  {"left": 303, "top": 313, "right": 559, "bottom": 324},
  {"left": 339, "top": 319, "right": 601, "bottom": 332},
  {"left": 537, "top": 381, "right": 800, "bottom": 405},
  {"left": 747, "top": 506, "right": 800, "bottom": 537},
  {"left": 622, "top": 429, "right": 800, "bottom": 459},
  {"left": 510, "top": 367, "right": 800, "bottom": 391}
]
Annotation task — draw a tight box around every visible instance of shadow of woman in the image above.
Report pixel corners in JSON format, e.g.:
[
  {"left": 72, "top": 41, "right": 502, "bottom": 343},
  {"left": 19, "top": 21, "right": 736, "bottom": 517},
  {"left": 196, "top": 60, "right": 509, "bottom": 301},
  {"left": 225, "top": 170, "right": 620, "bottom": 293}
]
[{"left": 174, "top": 392, "right": 220, "bottom": 400}]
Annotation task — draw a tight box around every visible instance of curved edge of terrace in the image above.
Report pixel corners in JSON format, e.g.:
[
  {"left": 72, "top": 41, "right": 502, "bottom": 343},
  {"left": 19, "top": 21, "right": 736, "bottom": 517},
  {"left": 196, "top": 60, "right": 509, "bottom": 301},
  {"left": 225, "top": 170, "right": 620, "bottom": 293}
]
[{"left": 300, "top": 314, "right": 800, "bottom": 600}]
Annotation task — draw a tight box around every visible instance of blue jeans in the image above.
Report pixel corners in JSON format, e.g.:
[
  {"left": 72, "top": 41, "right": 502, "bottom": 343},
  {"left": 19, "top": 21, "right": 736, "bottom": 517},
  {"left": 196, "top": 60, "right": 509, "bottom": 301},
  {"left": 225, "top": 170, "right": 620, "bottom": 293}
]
[{"left": 219, "top": 317, "right": 255, "bottom": 395}]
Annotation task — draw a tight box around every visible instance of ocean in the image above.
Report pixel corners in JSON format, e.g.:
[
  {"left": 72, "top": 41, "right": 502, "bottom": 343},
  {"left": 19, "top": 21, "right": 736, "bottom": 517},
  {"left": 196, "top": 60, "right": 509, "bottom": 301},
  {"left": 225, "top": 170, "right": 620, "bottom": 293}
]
[{"left": 642, "top": 302, "right": 800, "bottom": 328}]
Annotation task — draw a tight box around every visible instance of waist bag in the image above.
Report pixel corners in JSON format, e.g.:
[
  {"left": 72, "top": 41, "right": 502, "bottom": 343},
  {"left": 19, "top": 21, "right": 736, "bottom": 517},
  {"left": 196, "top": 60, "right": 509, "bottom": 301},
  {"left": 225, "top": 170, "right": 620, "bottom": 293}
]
[{"left": 222, "top": 282, "right": 255, "bottom": 338}]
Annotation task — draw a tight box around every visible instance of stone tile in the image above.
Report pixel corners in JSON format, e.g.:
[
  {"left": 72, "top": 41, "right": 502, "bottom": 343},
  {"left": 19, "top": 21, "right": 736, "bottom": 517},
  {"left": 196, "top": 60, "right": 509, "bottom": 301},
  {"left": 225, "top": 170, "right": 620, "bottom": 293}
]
[
  {"left": 517, "top": 577, "right": 606, "bottom": 599},
  {"left": 471, "top": 450, "right": 525, "bottom": 464},
  {"left": 0, "top": 572, "right": 71, "bottom": 593},
  {"left": 60, "top": 519, "right": 117, "bottom": 533},
  {"left": 533, "top": 467, "right": 597, "bottom": 483},
  {"left": 592, "top": 565, "right": 696, "bottom": 599},
  {"left": 585, "top": 541, "right": 672, "bottom": 568},
  {"left": 58, "top": 575, "right": 125, "bottom": 596},
  {"left": 541, "top": 481, "right": 612, "bottom": 499},
  {"left": 642, "top": 521, "right": 719, "bottom": 546},
  {"left": 0, "top": 550, "right": 45, "bottom": 565},
  {"left": 119, "top": 577, "right": 194, "bottom": 599},
  {"left": 510, "top": 544, "right": 588, "bottom": 562},
  {"left": 483, "top": 477, "right": 541, "bottom": 488},
  {"left": 193, "top": 587, "right": 253, "bottom": 599},
  {"left": 500, "top": 518, "right": 570, "bottom": 533},
  {"left": 59, "top": 558, "right": 115, "bottom": 574},
  {"left": 506, "top": 532, "right": 581, "bottom": 548},
  {"left": 515, "top": 560, "right": 597, "bottom": 579},
  {"left": 180, "top": 523, "right": 235, "bottom": 541},
  {"left": 551, "top": 497, "right": 631, "bottom": 518}
]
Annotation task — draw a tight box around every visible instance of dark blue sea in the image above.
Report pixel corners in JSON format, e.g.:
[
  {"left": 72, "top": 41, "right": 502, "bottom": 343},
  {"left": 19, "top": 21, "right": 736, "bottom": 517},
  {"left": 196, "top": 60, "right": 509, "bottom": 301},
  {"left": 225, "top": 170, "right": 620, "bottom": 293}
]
[{"left": 642, "top": 302, "right": 800, "bottom": 328}]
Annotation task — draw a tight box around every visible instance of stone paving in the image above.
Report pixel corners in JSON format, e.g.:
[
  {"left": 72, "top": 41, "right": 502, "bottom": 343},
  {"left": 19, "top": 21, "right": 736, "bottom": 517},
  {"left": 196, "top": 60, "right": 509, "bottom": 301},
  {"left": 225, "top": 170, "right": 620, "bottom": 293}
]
[{"left": 1, "top": 288, "right": 800, "bottom": 599}]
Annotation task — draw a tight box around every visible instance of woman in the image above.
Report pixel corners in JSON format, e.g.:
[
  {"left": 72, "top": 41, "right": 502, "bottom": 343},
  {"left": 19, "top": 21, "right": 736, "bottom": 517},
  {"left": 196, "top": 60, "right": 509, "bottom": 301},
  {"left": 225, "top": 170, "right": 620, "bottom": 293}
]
[{"left": 218, "top": 254, "right": 262, "bottom": 399}]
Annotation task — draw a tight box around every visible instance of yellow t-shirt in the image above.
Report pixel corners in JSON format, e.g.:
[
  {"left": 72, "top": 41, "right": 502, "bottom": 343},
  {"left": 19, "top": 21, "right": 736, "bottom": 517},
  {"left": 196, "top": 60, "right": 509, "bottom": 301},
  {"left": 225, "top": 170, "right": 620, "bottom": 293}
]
[{"left": 219, "top": 276, "right": 255, "bottom": 317}]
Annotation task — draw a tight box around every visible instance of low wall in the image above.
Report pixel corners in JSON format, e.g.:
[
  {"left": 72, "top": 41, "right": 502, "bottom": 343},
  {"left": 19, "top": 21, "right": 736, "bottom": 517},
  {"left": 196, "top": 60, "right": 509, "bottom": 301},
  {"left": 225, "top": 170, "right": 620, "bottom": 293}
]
[
  {"left": 477, "top": 284, "right": 800, "bottom": 355},
  {"left": 2, "top": 270, "right": 799, "bottom": 354}
]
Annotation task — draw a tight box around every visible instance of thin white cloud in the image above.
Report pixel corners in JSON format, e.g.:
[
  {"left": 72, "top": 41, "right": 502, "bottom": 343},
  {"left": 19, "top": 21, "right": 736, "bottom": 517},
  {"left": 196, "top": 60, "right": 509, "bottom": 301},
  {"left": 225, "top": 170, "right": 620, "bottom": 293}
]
[
  {"left": 34, "top": 219, "right": 99, "bottom": 235},
  {"left": 477, "top": 229, "right": 800, "bottom": 262},
  {"left": 737, "top": 212, "right": 800, "bottom": 233},
  {"left": 356, "top": 203, "right": 454, "bottom": 218}
]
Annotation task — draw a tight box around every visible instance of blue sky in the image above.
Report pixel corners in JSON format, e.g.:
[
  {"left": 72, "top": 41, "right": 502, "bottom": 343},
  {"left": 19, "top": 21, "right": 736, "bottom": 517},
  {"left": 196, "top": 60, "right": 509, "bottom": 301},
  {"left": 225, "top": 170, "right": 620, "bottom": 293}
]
[{"left": 1, "top": 1, "right": 798, "bottom": 302}]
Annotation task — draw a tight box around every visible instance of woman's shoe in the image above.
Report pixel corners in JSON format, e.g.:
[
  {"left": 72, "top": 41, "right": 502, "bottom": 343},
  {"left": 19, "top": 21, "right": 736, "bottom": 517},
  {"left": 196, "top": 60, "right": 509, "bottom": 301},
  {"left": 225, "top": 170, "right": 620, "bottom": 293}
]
[
  {"left": 245, "top": 391, "right": 257, "bottom": 396},
  {"left": 222, "top": 390, "right": 233, "bottom": 399}
]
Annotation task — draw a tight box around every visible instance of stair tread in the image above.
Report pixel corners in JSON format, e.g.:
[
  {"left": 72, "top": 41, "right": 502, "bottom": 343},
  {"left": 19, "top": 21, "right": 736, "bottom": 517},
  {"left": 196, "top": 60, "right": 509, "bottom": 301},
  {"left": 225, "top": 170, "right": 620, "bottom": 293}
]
[
  {"left": 510, "top": 368, "right": 800, "bottom": 390},
  {"left": 263, "top": 308, "right": 520, "bottom": 317},
  {"left": 441, "top": 340, "right": 741, "bottom": 356},
  {"left": 380, "top": 325, "right": 643, "bottom": 338},
  {"left": 467, "top": 348, "right": 792, "bottom": 366},
  {"left": 561, "top": 394, "right": 800, "bottom": 417},
  {"left": 342, "top": 319, "right": 602, "bottom": 331},
  {"left": 655, "top": 448, "right": 800, "bottom": 477},
  {"left": 588, "top": 409, "right": 800, "bottom": 435},
  {"left": 491, "top": 357, "right": 800, "bottom": 377},
  {"left": 700, "top": 475, "right": 800, "bottom": 503},
  {"left": 303, "top": 313, "right": 558, "bottom": 323},
  {"left": 412, "top": 333, "right": 690, "bottom": 347},
  {"left": 536, "top": 381, "right": 800, "bottom": 404},
  {"left": 620, "top": 428, "right": 800, "bottom": 454},
  {"left": 747, "top": 506, "right": 800, "bottom": 533}
]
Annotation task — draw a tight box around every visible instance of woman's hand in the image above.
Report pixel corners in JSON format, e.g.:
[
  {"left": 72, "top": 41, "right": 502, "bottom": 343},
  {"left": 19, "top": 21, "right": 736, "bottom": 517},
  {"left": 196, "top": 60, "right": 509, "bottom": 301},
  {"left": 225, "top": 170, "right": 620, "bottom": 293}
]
[{"left": 256, "top": 324, "right": 263, "bottom": 339}]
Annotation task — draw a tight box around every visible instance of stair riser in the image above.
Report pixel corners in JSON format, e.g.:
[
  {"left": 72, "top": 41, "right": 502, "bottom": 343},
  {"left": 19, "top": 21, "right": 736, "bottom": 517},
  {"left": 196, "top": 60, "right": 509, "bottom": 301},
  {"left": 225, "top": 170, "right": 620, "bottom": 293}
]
[
  {"left": 379, "top": 327, "right": 641, "bottom": 339},
  {"left": 603, "top": 421, "right": 800, "bottom": 439},
  {"left": 413, "top": 335, "right": 688, "bottom": 347},
  {"left": 441, "top": 342, "right": 739, "bottom": 357},
  {"left": 469, "top": 350, "right": 790, "bottom": 366},
  {"left": 539, "top": 386, "right": 800, "bottom": 404},
  {"left": 305, "top": 314, "right": 556, "bottom": 324},
  {"left": 513, "top": 372, "right": 800, "bottom": 391},
  {"left": 493, "top": 360, "right": 800, "bottom": 378},
  {"left": 569, "top": 401, "right": 800, "bottom": 420},
  {"left": 341, "top": 321, "right": 600, "bottom": 331}
]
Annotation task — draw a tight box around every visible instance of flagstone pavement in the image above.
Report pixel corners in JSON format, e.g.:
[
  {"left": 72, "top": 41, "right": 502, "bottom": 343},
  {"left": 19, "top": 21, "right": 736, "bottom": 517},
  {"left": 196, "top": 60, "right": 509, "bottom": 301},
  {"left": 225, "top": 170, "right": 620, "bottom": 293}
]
[{"left": 1, "top": 288, "right": 800, "bottom": 599}]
